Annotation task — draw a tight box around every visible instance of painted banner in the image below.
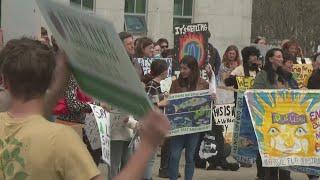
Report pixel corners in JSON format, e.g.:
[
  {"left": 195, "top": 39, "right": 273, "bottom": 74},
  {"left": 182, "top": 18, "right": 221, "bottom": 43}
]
[
  {"left": 245, "top": 90, "right": 320, "bottom": 167},
  {"left": 84, "top": 112, "right": 101, "bottom": 150},
  {"left": 213, "top": 103, "right": 235, "bottom": 144},
  {"left": 215, "top": 87, "right": 235, "bottom": 105},
  {"left": 174, "top": 23, "right": 209, "bottom": 79},
  {"left": 236, "top": 77, "right": 255, "bottom": 90},
  {"left": 36, "top": 0, "right": 152, "bottom": 118},
  {"left": 232, "top": 92, "right": 259, "bottom": 164},
  {"left": 90, "top": 104, "right": 111, "bottom": 165},
  {"left": 165, "top": 90, "right": 212, "bottom": 136},
  {"left": 292, "top": 64, "right": 313, "bottom": 87},
  {"left": 137, "top": 58, "right": 173, "bottom": 92}
]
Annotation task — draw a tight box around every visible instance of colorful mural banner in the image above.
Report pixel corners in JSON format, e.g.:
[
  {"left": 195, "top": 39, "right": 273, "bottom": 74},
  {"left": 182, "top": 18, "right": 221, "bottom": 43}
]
[
  {"left": 245, "top": 90, "right": 320, "bottom": 167},
  {"left": 292, "top": 64, "right": 313, "bottom": 87},
  {"left": 232, "top": 92, "right": 259, "bottom": 164},
  {"left": 174, "top": 22, "right": 209, "bottom": 79},
  {"left": 165, "top": 90, "right": 212, "bottom": 136},
  {"left": 236, "top": 76, "right": 255, "bottom": 90},
  {"left": 213, "top": 103, "right": 235, "bottom": 144}
]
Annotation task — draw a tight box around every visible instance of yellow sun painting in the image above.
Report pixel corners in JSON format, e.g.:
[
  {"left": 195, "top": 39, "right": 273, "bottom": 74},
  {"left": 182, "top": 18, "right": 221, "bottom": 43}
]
[{"left": 246, "top": 90, "right": 320, "bottom": 158}]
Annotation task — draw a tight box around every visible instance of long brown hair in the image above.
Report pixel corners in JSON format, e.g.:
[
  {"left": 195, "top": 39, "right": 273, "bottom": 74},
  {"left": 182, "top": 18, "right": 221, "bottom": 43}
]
[
  {"left": 177, "top": 55, "right": 200, "bottom": 91},
  {"left": 135, "top": 37, "right": 153, "bottom": 58},
  {"left": 222, "top": 45, "right": 241, "bottom": 68}
]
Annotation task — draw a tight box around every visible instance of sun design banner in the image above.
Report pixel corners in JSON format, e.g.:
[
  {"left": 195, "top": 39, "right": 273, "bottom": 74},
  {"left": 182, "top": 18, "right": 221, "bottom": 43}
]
[
  {"left": 245, "top": 90, "right": 320, "bottom": 167},
  {"left": 165, "top": 90, "right": 212, "bottom": 136},
  {"left": 232, "top": 92, "right": 259, "bottom": 164},
  {"left": 174, "top": 23, "right": 208, "bottom": 79}
]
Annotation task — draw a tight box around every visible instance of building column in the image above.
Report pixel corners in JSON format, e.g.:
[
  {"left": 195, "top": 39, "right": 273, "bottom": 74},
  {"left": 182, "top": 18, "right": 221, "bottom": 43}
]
[{"left": 146, "top": 0, "right": 174, "bottom": 47}]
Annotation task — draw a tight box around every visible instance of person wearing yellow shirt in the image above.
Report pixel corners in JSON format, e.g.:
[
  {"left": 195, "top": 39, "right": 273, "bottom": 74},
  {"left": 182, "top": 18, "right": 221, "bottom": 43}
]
[{"left": 0, "top": 38, "right": 170, "bottom": 180}]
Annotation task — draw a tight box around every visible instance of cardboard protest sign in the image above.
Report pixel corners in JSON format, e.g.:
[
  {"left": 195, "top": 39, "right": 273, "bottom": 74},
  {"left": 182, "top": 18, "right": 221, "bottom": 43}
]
[
  {"left": 137, "top": 58, "right": 173, "bottom": 92},
  {"left": 109, "top": 109, "right": 132, "bottom": 140},
  {"left": 165, "top": 90, "right": 212, "bottom": 136},
  {"left": 245, "top": 90, "right": 320, "bottom": 167},
  {"left": 292, "top": 64, "right": 313, "bottom": 87},
  {"left": 232, "top": 92, "right": 259, "bottom": 164},
  {"left": 89, "top": 104, "right": 111, "bottom": 165},
  {"left": 84, "top": 112, "right": 101, "bottom": 150},
  {"left": 215, "top": 87, "right": 235, "bottom": 105},
  {"left": 236, "top": 77, "right": 255, "bottom": 91},
  {"left": 174, "top": 23, "right": 209, "bottom": 79},
  {"left": 213, "top": 104, "right": 235, "bottom": 144},
  {"left": 36, "top": 0, "right": 152, "bottom": 118}
]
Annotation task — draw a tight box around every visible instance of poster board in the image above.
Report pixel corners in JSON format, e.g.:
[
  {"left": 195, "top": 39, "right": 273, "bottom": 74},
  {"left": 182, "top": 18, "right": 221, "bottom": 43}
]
[
  {"left": 245, "top": 90, "right": 320, "bottom": 167},
  {"left": 165, "top": 90, "right": 212, "bottom": 136},
  {"left": 174, "top": 23, "right": 209, "bottom": 79},
  {"left": 213, "top": 103, "right": 235, "bottom": 144},
  {"left": 36, "top": 0, "right": 151, "bottom": 118}
]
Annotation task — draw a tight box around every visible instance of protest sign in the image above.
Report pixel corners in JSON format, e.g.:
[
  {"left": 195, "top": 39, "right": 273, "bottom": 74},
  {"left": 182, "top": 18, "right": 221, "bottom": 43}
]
[
  {"left": 84, "top": 112, "right": 101, "bottom": 150},
  {"left": 292, "top": 64, "right": 313, "bottom": 87},
  {"left": 137, "top": 58, "right": 173, "bottom": 76},
  {"left": 245, "top": 90, "right": 320, "bottom": 167},
  {"left": 137, "top": 58, "right": 173, "bottom": 92},
  {"left": 109, "top": 109, "right": 132, "bottom": 139},
  {"left": 165, "top": 90, "right": 212, "bottom": 136},
  {"left": 236, "top": 77, "right": 255, "bottom": 90},
  {"left": 36, "top": 0, "right": 152, "bottom": 118},
  {"left": 232, "top": 92, "right": 259, "bottom": 164},
  {"left": 89, "top": 104, "right": 111, "bottom": 165},
  {"left": 215, "top": 87, "right": 235, "bottom": 105},
  {"left": 213, "top": 103, "right": 235, "bottom": 144},
  {"left": 174, "top": 22, "right": 209, "bottom": 79}
]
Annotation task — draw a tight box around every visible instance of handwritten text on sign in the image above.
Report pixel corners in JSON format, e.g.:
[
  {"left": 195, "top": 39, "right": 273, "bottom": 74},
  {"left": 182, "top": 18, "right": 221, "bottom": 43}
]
[
  {"left": 84, "top": 112, "right": 101, "bottom": 150},
  {"left": 292, "top": 64, "right": 313, "bottom": 87},
  {"left": 213, "top": 104, "right": 235, "bottom": 144},
  {"left": 236, "top": 77, "right": 255, "bottom": 90},
  {"left": 89, "top": 104, "right": 111, "bottom": 166}
]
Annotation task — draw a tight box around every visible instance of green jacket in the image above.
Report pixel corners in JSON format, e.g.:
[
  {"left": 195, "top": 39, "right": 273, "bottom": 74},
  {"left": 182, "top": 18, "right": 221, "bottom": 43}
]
[{"left": 252, "top": 70, "right": 289, "bottom": 89}]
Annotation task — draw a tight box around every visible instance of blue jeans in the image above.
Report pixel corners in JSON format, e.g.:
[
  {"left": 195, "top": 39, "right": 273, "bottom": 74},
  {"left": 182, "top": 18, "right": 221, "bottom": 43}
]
[
  {"left": 143, "top": 147, "right": 157, "bottom": 179},
  {"left": 169, "top": 133, "right": 200, "bottom": 180}
]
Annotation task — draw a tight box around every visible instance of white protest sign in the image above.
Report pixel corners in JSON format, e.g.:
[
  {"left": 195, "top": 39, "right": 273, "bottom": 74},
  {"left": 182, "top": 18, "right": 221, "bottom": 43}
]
[
  {"left": 215, "top": 87, "right": 235, "bottom": 105},
  {"left": 160, "top": 77, "right": 173, "bottom": 93},
  {"left": 89, "top": 104, "right": 111, "bottom": 165},
  {"left": 36, "top": 0, "right": 152, "bottom": 118},
  {"left": 213, "top": 103, "right": 235, "bottom": 144},
  {"left": 84, "top": 112, "right": 101, "bottom": 150}
]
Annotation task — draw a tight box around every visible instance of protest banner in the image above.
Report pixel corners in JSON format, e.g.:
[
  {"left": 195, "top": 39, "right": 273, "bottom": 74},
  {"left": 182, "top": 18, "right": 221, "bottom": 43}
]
[
  {"left": 174, "top": 22, "right": 209, "bottom": 79},
  {"left": 245, "top": 90, "right": 320, "bottom": 167},
  {"left": 137, "top": 58, "right": 173, "bottom": 92},
  {"left": 36, "top": 0, "right": 152, "bottom": 118},
  {"left": 165, "top": 90, "right": 212, "bottom": 136},
  {"left": 232, "top": 92, "right": 259, "bottom": 164},
  {"left": 236, "top": 77, "right": 255, "bottom": 90},
  {"left": 292, "top": 64, "right": 313, "bottom": 87},
  {"left": 84, "top": 112, "right": 101, "bottom": 150},
  {"left": 109, "top": 109, "right": 130, "bottom": 137},
  {"left": 89, "top": 104, "right": 111, "bottom": 165},
  {"left": 215, "top": 87, "right": 235, "bottom": 105},
  {"left": 213, "top": 103, "right": 235, "bottom": 144}
]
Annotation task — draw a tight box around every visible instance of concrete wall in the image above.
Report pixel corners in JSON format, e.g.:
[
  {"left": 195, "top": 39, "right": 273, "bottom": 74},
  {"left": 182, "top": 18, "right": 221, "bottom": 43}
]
[
  {"left": 1, "top": 0, "right": 253, "bottom": 56},
  {"left": 193, "top": 0, "right": 253, "bottom": 55}
]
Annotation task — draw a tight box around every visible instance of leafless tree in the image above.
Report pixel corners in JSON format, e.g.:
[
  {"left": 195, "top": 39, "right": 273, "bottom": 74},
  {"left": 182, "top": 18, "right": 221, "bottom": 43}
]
[{"left": 251, "top": 0, "right": 320, "bottom": 56}]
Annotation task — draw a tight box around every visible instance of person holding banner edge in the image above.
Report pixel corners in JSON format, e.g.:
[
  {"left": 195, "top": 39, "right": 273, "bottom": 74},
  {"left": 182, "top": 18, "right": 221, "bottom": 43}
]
[
  {"left": 252, "top": 48, "right": 292, "bottom": 180},
  {"left": 168, "top": 55, "right": 216, "bottom": 180}
]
